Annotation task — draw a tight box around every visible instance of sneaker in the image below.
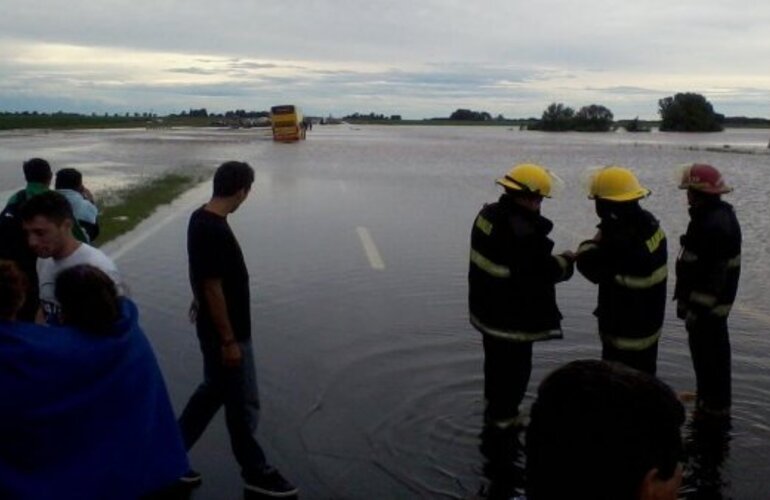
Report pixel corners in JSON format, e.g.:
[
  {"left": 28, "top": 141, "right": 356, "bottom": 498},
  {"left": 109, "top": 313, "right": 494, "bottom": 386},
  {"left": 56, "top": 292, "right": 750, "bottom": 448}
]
[
  {"left": 244, "top": 469, "right": 298, "bottom": 497},
  {"left": 178, "top": 469, "right": 203, "bottom": 488}
]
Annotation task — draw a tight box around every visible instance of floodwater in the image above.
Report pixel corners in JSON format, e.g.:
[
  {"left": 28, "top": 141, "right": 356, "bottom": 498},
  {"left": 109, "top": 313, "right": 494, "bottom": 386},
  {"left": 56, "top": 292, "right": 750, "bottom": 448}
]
[{"left": 2, "top": 125, "right": 770, "bottom": 499}]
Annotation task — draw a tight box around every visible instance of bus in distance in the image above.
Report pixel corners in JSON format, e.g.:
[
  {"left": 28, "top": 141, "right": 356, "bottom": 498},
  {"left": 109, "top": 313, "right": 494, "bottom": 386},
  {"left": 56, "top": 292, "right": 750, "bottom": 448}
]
[{"left": 270, "top": 104, "right": 306, "bottom": 142}]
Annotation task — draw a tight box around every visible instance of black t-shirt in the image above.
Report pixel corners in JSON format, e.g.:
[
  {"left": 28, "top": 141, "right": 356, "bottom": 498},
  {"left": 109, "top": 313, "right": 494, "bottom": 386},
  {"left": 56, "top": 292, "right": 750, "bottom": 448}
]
[{"left": 188, "top": 207, "right": 251, "bottom": 342}]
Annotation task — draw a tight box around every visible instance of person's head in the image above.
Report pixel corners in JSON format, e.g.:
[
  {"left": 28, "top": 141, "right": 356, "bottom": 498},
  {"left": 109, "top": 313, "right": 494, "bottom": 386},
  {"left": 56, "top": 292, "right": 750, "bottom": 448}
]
[
  {"left": 55, "top": 264, "right": 120, "bottom": 334},
  {"left": 55, "top": 168, "right": 84, "bottom": 191},
  {"left": 496, "top": 163, "right": 556, "bottom": 212},
  {"left": 212, "top": 161, "right": 254, "bottom": 208},
  {"left": 587, "top": 166, "right": 649, "bottom": 220},
  {"left": 526, "top": 360, "right": 685, "bottom": 500},
  {"left": 678, "top": 163, "right": 731, "bottom": 207},
  {"left": 22, "top": 158, "right": 53, "bottom": 185},
  {"left": 19, "top": 191, "right": 78, "bottom": 259},
  {"left": 0, "top": 260, "right": 27, "bottom": 321},
  {"left": 588, "top": 165, "right": 649, "bottom": 202}
]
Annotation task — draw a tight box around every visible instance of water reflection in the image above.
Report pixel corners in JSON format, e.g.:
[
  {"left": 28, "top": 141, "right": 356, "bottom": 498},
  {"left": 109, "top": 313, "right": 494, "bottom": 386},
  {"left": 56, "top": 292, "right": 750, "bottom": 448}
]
[
  {"left": 478, "top": 424, "right": 525, "bottom": 500},
  {"left": 681, "top": 416, "right": 732, "bottom": 500},
  {"left": 476, "top": 412, "right": 733, "bottom": 500}
]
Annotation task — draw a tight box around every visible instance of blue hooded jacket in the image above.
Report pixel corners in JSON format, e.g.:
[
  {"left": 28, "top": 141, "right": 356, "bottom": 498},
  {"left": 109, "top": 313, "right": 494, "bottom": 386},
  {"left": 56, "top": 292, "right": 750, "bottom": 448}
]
[{"left": 0, "top": 298, "right": 188, "bottom": 499}]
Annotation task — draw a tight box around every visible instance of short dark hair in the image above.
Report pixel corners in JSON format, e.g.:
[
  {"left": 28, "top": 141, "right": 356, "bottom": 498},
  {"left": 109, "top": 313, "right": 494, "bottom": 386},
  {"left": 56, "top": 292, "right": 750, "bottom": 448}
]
[
  {"left": 55, "top": 168, "right": 83, "bottom": 190},
  {"left": 19, "top": 190, "right": 75, "bottom": 225},
  {"left": 23, "top": 158, "right": 53, "bottom": 184},
  {"left": 213, "top": 161, "right": 254, "bottom": 197},
  {"left": 55, "top": 264, "right": 120, "bottom": 334},
  {"left": 0, "top": 260, "right": 27, "bottom": 320},
  {"left": 526, "top": 360, "right": 685, "bottom": 500}
]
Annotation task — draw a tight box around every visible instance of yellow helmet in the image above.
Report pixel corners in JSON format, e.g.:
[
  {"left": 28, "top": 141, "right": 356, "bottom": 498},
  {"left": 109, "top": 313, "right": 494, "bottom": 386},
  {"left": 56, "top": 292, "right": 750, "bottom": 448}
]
[
  {"left": 587, "top": 166, "right": 650, "bottom": 202},
  {"left": 496, "top": 163, "right": 555, "bottom": 198}
]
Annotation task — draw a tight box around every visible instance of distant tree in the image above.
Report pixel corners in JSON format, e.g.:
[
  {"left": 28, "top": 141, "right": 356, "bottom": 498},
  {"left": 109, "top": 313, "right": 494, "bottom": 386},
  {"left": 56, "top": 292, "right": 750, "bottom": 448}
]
[
  {"left": 573, "top": 104, "right": 614, "bottom": 132},
  {"left": 623, "top": 117, "right": 651, "bottom": 133},
  {"left": 533, "top": 102, "right": 575, "bottom": 131},
  {"left": 449, "top": 108, "right": 492, "bottom": 121},
  {"left": 390, "top": 115, "right": 402, "bottom": 121},
  {"left": 658, "top": 93, "right": 723, "bottom": 132}
]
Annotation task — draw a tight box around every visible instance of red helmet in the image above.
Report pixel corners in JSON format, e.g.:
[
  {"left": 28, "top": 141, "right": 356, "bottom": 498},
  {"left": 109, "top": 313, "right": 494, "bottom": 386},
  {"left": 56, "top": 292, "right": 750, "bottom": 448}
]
[{"left": 678, "top": 163, "right": 732, "bottom": 194}]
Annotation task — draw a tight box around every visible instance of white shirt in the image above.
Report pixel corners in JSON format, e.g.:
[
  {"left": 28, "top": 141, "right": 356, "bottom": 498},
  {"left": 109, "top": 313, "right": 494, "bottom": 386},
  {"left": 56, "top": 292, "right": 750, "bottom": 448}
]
[{"left": 37, "top": 243, "right": 122, "bottom": 323}]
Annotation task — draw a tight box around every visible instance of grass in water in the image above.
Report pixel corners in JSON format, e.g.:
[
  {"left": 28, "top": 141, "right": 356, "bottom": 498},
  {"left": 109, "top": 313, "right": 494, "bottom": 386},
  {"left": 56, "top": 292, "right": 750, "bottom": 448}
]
[{"left": 95, "top": 172, "right": 205, "bottom": 246}]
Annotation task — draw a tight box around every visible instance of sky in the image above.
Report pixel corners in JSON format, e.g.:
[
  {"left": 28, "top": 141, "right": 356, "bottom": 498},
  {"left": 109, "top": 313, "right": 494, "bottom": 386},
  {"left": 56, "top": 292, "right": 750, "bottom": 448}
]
[{"left": 2, "top": 0, "right": 770, "bottom": 120}]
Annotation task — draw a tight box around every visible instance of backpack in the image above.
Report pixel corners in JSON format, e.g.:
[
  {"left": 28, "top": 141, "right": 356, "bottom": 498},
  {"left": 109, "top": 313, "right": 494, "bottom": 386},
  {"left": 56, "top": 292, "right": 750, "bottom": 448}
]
[{"left": 0, "top": 189, "right": 32, "bottom": 265}]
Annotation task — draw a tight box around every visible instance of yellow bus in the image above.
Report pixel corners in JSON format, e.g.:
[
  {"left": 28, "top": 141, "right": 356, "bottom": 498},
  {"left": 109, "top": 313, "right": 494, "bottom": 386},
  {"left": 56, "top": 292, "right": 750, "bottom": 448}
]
[{"left": 270, "top": 104, "right": 306, "bottom": 142}]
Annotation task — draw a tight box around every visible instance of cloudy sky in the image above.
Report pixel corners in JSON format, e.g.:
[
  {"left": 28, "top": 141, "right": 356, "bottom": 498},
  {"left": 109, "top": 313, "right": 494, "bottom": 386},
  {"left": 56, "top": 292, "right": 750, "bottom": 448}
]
[{"left": 2, "top": 0, "right": 769, "bottom": 119}]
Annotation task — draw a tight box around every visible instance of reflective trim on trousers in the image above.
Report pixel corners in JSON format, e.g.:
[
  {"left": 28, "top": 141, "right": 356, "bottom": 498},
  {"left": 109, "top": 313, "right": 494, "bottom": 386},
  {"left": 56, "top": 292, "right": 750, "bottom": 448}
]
[
  {"left": 600, "top": 329, "right": 661, "bottom": 351},
  {"left": 470, "top": 249, "right": 511, "bottom": 278},
  {"left": 472, "top": 314, "right": 563, "bottom": 342},
  {"left": 614, "top": 264, "right": 667, "bottom": 290}
]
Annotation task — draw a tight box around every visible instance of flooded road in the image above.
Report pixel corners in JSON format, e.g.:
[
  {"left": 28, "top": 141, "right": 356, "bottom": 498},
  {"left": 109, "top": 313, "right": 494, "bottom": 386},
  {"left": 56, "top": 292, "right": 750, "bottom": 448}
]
[{"left": 2, "top": 126, "right": 770, "bottom": 498}]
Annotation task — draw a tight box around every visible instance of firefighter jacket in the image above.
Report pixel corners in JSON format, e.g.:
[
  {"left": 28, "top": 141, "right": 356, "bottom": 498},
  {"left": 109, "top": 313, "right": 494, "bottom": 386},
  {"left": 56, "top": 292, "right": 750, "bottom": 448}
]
[
  {"left": 576, "top": 205, "right": 667, "bottom": 350},
  {"left": 468, "top": 195, "right": 573, "bottom": 342},
  {"left": 675, "top": 199, "right": 741, "bottom": 320}
]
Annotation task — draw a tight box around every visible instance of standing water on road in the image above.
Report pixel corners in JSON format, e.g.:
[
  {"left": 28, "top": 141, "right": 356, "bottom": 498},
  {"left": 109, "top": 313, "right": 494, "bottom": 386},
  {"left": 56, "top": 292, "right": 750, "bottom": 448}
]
[{"left": 1, "top": 125, "right": 769, "bottom": 498}]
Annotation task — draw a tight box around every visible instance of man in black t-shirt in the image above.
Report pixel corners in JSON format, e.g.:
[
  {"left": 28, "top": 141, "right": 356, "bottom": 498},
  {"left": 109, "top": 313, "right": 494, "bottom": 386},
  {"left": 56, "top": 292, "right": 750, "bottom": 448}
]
[{"left": 177, "top": 161, "right": 297, "bottom": 497}]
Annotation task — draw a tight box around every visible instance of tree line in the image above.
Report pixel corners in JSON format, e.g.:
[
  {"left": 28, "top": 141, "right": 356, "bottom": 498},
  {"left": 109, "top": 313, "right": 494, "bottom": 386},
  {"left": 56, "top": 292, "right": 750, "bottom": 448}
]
[
  {"left": 3, "top": 93, "right": 769, "bottom": 131},
  {"left": 446, "top": 93, "right": 764, "bottom": 132}
]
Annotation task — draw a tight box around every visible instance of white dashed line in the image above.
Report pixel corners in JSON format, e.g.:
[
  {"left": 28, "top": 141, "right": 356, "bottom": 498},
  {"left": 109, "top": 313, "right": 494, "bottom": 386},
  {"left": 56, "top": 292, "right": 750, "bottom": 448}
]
[{"left": 356, "top": 226, "right": 385, "bottom": 270}]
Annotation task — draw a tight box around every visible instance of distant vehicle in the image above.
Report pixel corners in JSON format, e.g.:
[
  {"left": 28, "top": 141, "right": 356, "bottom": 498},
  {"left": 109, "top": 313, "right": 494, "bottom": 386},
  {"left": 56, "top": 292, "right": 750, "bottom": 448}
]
[{"left": 270, "top": 105, "right": 306, "bottom": 142}]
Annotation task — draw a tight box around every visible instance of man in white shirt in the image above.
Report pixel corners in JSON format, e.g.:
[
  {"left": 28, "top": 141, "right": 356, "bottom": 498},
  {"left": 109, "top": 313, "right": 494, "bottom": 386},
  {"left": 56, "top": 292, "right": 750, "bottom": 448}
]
[{"left": 19, "top": 191, "right": 121, "bottom": 324}]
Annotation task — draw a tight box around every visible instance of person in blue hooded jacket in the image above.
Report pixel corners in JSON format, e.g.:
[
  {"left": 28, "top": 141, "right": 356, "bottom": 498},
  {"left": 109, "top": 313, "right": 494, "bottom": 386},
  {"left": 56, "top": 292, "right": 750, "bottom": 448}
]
[{"left": 0, "top": 263, "right": 188, "bottom": 500}]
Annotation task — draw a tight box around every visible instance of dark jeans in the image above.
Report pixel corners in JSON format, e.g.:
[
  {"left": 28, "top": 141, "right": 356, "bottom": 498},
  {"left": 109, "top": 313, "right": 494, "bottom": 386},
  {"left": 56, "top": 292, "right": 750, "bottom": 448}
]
[
  {"left": 601, "top": 340, "right": 658, "bottom": 375},
  {"left": 178, "top": 339, "right": 267, "bottom": 477},
  {"left": 482, "top": 335, "right": 533, "bottom": 427},
  {"left": 687, "top": 316, "right": 731, "bottom": 413}
]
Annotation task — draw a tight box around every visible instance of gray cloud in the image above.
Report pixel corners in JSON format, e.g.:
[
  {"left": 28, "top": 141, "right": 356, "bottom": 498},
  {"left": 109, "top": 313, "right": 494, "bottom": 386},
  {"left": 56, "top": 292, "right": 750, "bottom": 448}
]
[
  {"left": 2, "top": 0, "right": 770, "bottom": 117},
  {"left": 167, "top": 67, "right": 219, "bottom": 75}
]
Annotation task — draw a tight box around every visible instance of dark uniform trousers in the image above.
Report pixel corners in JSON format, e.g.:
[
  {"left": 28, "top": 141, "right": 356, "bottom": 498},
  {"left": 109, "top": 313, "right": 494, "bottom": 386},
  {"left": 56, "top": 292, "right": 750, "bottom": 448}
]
[
  {"left": 687, "top": 316, "right": 732, "bottom": 413},
  {"left": 482, "top": 336, "right": 533, "bottom": 424}
]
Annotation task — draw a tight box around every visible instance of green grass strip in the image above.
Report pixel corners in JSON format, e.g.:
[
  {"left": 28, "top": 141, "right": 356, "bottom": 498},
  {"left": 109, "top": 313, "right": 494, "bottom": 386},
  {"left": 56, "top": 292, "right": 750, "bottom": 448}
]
[{"left": 95, "top": 172, "right": 205, "bottom": 246}]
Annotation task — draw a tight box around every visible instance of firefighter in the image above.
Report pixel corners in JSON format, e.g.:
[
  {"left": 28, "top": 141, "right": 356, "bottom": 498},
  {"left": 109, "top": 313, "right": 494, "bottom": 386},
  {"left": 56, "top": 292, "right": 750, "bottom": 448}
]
[
  {"left": 674, "top": 163, "right": 741, "bottom": 419},
  {"left": 468, "top": 163, "right": 574, "bottom": 431},
  {"left": 576, "top": 166, "right": 667, "bottom": 375}
]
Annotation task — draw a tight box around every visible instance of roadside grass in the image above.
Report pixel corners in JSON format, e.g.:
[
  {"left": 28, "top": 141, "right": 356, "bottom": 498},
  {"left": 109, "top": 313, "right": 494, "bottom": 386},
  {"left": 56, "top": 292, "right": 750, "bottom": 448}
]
[
  {"left": 94, "top": 172, "right": 206, "bottom": 246},
  {"left": 0, "top": 114, "right": 212, "bottom": 130}
]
